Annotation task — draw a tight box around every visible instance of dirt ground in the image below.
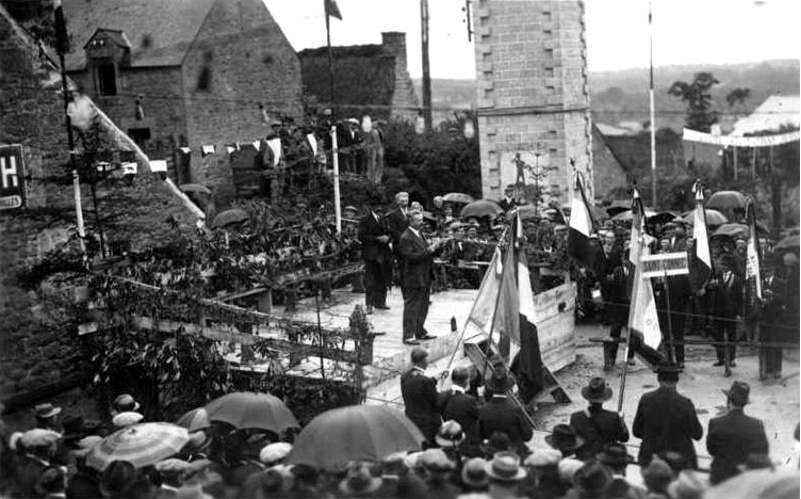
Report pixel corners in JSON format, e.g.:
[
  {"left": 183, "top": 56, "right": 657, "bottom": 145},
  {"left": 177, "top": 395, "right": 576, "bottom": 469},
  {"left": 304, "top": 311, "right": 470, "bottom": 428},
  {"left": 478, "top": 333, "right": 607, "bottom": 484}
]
[{"left": 532, "top": 322, "right": 800, "bottom": 472}]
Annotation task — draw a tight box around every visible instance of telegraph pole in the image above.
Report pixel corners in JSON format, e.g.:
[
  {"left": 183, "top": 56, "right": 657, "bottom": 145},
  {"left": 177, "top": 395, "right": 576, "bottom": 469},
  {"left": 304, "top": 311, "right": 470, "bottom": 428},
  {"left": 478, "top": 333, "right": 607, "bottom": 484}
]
[{"left": 420, "top": 0, "right": 433, "bottom": 132}]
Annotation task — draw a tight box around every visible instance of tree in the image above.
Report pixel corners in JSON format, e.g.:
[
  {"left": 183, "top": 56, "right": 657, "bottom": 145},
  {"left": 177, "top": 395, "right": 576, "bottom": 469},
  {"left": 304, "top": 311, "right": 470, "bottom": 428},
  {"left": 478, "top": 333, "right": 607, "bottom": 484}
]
[
  {"left": 726, "top": 87, "right": 751, "bottom": 107},
  {"left": 667, "top": 72, "right": 720, "bottom": 132}
]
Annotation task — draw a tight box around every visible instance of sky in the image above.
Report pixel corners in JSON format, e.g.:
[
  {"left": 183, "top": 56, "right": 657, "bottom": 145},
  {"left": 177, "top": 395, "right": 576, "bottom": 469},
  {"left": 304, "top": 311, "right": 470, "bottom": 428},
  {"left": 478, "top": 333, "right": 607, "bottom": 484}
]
[{"left": 264, "top": 0, "right": 800, "bottom": 79}]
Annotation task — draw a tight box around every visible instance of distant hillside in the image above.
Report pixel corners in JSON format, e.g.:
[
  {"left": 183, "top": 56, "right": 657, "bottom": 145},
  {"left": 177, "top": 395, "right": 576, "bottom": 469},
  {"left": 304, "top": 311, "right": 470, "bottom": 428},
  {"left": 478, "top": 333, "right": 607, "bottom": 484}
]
[{"left": 417, "top": 60, "right": 800, "bottom": 131}]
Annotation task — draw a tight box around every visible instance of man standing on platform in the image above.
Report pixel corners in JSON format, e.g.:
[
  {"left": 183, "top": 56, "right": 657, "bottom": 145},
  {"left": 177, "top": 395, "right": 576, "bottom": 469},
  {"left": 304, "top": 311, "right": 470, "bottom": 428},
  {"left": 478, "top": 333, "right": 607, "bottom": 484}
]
[
  {"left": 358, "top": 204, "right": 392, "bottom": 314},
  {"left": 385, "top": 192, "right": 410, "bottom": 292},
  {"left": 632, "top": 362, "right": 703, "bottom": 469},
  {"left": 401, "top": 348, "right": 442, "bottom": 446},
  {"left": 398, "top": 211, "right": 440, "bottom": 345}
]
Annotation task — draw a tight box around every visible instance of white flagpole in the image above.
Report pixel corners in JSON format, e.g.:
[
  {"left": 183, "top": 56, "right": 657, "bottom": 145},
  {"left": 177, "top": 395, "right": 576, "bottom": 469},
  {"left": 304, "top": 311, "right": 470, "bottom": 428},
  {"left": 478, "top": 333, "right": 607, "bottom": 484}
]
[{"left": 331, "top": 126, "right": 342, "bottom": 235}]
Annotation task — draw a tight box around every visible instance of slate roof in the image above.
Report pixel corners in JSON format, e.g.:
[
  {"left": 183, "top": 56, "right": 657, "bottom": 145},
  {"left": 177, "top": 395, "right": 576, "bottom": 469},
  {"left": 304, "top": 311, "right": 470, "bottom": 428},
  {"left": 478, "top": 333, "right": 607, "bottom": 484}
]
[
  {"left": 63, "top": 0, "right": 216, "bottom": 71},
  {"left": 730, "top": 95, "right": 800, "bottom": 136}
]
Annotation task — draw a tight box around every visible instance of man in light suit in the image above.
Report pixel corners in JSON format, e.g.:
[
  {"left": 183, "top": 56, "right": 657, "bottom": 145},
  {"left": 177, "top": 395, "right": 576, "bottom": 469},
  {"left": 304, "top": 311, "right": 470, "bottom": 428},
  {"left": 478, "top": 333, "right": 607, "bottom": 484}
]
[{"left": 397, "top": 211, "right": 441, "bottom": 345}]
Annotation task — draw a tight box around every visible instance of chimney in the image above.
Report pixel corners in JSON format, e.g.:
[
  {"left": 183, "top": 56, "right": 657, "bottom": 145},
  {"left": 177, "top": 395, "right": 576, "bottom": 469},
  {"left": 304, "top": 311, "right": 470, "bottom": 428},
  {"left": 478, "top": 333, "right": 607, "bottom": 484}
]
[{"left": 381, "top": 32, "right": 406, "bottom": 54}]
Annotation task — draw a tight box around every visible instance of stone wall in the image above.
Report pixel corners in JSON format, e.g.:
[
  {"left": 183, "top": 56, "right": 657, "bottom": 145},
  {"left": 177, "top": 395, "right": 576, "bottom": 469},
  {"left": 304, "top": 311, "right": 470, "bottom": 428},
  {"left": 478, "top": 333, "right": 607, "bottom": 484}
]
[
  {"left": 383, "top": 32, "right": 419, "bottom": 123},
  {"left": 183, "top": 0, "right": 303, "bottom": 161},
  {"left": 474, "top": 0, "right": 593, "bottom": 203},
  {"left": 0, "top": 7, "right": 198, "bottom": 407},
  {"left": 67, "top": 66, "right": 189, "bottom": 158}
]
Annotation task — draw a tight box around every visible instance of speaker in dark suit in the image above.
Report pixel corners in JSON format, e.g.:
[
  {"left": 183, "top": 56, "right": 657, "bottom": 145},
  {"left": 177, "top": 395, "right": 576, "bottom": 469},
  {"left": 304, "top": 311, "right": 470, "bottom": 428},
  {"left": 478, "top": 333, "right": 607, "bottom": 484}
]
[
  {"left": 400, "top": 348, "right": 441, "bottom": 445},
  {"left": 358, "top": 207, "right": 393, "bottom": 312},
  {"left": 397, "top": 211, "right": 440, "bottom": 343},
  {"left": 632, "top": 363, "right": 703, "bottom": 469},
  {"left": 706, "top": 381, "right": 769, "bottom": 484}
]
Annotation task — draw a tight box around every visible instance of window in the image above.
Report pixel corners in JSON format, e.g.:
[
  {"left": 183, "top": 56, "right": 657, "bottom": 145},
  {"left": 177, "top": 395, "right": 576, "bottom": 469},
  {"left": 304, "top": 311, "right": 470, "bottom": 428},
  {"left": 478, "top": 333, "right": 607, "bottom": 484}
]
[
  {"left": 96, "top": 62, "right": 117, "bottom": 96},
  {"left": 128, "top": 128, "right": 151, "bottom": 148}
]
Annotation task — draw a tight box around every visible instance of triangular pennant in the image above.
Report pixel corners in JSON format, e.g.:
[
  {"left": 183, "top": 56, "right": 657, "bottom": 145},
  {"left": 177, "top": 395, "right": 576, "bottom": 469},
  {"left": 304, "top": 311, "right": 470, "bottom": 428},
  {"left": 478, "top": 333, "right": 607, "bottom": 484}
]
[{"left": 267, "top": 137, "right": 282, "bottom": 167}]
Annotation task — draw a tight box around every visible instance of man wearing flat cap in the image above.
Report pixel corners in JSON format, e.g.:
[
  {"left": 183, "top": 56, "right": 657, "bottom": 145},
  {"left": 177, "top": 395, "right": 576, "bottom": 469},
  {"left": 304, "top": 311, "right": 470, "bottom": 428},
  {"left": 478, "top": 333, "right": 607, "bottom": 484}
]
[
  {"left": 706, "top": 381, "right": 769, "bottom": 484},
  {"left": 401, "top": 348, "right": 442, "bottom": 445},
  {"left": 632, "top": 362, "right": 703, "bottom": 469}
]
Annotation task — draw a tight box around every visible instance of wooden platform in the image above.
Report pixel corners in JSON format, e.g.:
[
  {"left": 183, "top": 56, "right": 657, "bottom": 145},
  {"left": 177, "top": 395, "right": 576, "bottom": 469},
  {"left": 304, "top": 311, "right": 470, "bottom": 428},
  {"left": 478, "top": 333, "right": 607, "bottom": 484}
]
[{"left": 271, "top": 288, "right": 480, "bottom": 388}]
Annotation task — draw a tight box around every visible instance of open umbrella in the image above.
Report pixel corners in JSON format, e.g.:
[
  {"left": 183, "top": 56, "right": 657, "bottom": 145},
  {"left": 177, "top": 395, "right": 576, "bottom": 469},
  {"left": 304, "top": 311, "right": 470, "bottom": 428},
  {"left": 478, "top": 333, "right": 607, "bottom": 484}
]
[
  {"left": 86, "top": 423, "right": 189, "bottom": 471},
  {"left": 648, "top": 211, "right": 679, "bottom": 225},
  {"left": 176, "top": 407, "right": 210, "bottom": 432},
  {"left": 612, "top": 208, "right": 656, "bottom": 222},
  {"left": 287, "top": 405, "right": 424, "bottom": 468},
  {"left": 460, "top": 199, "right": 503, "bottom": 219},
  {"left": 605, "top": 201, "right": 632, "bottom": 217},
  {"left": 706, "top": 191, "right": 748, "bottom": 211},
  {"left": 205, "top": 392, "right": 298, "bottom": 433},
  {"left": 442, "top": 192, "right": 475, "bottom": 204},
  {"left": 179, "top": 183, "right": 212, "bottom": 195},
  {"left": 510, "top": 204, "right": 540, "bottom": 221},
  {"left": 212, "top": 208, "right": 249, "bottom": 229},
  {"left": 703, "top": 468, "right": 799, "bottom": 499},
  {"left": 681, "top": 209, "right": 728, "bottom": 226},
  {"left": 712, "top": 223, "right": 750, "bottom": 239},
  {"left": 773, "top": 234, "right": 800, "bottom": 251}
]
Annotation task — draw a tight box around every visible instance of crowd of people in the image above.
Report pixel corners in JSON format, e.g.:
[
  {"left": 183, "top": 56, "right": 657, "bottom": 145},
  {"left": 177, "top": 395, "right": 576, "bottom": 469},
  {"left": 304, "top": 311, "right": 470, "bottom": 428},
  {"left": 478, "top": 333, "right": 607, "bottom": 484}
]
[{"left": 2, "top": 357, "right": 796, "bottom": 499}]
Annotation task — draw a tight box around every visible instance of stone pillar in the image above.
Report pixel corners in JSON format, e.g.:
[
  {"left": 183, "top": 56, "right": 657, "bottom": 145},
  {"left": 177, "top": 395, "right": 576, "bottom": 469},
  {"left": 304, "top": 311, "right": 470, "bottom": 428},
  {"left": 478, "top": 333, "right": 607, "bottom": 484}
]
[{"left": 474, "top": 0, "right": 593, "bottom": 204}]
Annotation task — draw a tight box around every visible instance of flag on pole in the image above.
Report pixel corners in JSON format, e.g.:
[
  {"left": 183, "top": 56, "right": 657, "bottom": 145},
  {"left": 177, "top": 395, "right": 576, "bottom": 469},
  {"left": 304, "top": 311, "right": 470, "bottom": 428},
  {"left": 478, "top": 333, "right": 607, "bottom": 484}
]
[
  {"left": 629, "top": 186, "right": 646, "bottom": 266},
  {"left": 628, "top": 239, "right": 662, "bottom": 350},
  {"left": 493, "top": 214, "right": 544, "bottom": 400},
  {"left": 567, "top": 172, "right": 598, "bottom": 271},
  {"left": 745, "top": 200, "right": 763, "bottom": 300},
  {"left": 325, "top": 0, "right": 342, "bottom": 20},
  {"left": 465, "top": 247, "right": 503, "bottom": 335},
  {"left": 691, "top": 181, "right": 713, "bottom": 288}
]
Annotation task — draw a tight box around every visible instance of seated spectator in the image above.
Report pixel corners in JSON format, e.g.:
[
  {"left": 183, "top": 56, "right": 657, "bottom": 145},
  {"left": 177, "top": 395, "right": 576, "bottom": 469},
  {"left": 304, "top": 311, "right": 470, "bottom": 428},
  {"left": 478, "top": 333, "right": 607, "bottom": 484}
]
[
  {"left": 18, "top": 429, "right": 61, "bottom": 498},
  {"left": 35, "top": 466, "right": 66, "bottom": 499},
  {"left": 558, "top": 458, "right": 584, "bottom": 489},
  {"left": 339, "top": 462, "right": 383, "bottom": 498},
  {"left": 666, "top": 470, "right": 707, "bottom": 499},
  {"left": 486, "top": 451, "right": 527, "bottom": 499},
  {"left": 98, "top": 460, "right": 139, "bottom": 499},
  {"left": 460, "top": 458, "right": 489, "bottom": 493},
  {"left": 155, "top": 458, "right": 191, "bottom": 497},
  {"left": 521, "top": 449, "right": 566, "bottom": 499},
  {"left": 418, "top": 449, "right": 459, "bottom": 499},
  {"left": 259, "top": 443, "right": 292, "bottom": 468},
  {"left": 571, "top": 460, "right": 613, "bottom": 499},
  {"left": 641, "top": 456, "right": 673, "bottom": 498},
  {"left": 596, "top": 443, "right": 645, "bottom": 499}
]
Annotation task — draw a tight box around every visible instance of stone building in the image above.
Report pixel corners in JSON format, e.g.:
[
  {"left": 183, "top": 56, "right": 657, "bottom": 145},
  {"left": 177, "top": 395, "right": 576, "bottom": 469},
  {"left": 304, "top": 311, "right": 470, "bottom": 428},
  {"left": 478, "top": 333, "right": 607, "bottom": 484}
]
[
  {"left": 298, "top": 32, "right": 418, "bottom": 122},
  {"left": 473, "top": 0, "right": 593, "bottom": 202},
  {"left": 0, "top": 5, "right": 201, "bottom": 419},
  {"left": 62, "top": 0, "right": 303, "bottom": 183}
]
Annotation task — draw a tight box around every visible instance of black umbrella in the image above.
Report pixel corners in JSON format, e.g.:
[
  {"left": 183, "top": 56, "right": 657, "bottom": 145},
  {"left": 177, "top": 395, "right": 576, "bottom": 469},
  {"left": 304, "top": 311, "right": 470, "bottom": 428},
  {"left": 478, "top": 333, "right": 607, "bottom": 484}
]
[
  {"left": 212, "top": 209, "right": 249, "bottom": 229},
  {"left": 712, "top": 223, "right": 750, "bottom": 239},
  {"left": 460, "top": 199, "right": 503, "bottom": 218},
  {"left": 648, "top": 211, "right": 679, "bottom": 225}
]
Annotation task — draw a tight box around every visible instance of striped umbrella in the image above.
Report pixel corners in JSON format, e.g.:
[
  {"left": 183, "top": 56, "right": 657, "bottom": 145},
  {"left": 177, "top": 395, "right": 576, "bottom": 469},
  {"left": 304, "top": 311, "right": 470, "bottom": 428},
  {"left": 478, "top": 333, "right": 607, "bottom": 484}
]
[
  {"left": 175, "top": 407, "right": 210, "bottom": 432},
  {"left": 86, "top": 423, "right": 189, "bottom": 471}
]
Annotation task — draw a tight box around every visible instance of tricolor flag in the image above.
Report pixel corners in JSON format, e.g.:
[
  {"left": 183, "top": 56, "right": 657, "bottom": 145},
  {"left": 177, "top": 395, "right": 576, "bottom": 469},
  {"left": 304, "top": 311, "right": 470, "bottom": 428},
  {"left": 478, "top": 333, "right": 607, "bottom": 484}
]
[
  {"left": 465, "top": 247, "right": 503, "bottom": 335},
  {"left": 691, "top": 181, "right": 713, "bottom": 288},
  {"left": 567, "top": 172, "right": 598, "bottom": 271},
  {"left": 495, "top": 215, "right": 544, "bottom": 400},
  {"left": 464, "top": 216, "right": 544, "bottom": 401},
  {"left": 628, "top": 236, "right": 662, "bottom": 350},
  {"left": 745, "top": 200, "right": 763, "bottom": 300},
  {"left": 325, "top": 0, "right": 342, "bottom": 20},
  {"left": 629, "top": 186, "right": 646, "bottom": 266}
]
